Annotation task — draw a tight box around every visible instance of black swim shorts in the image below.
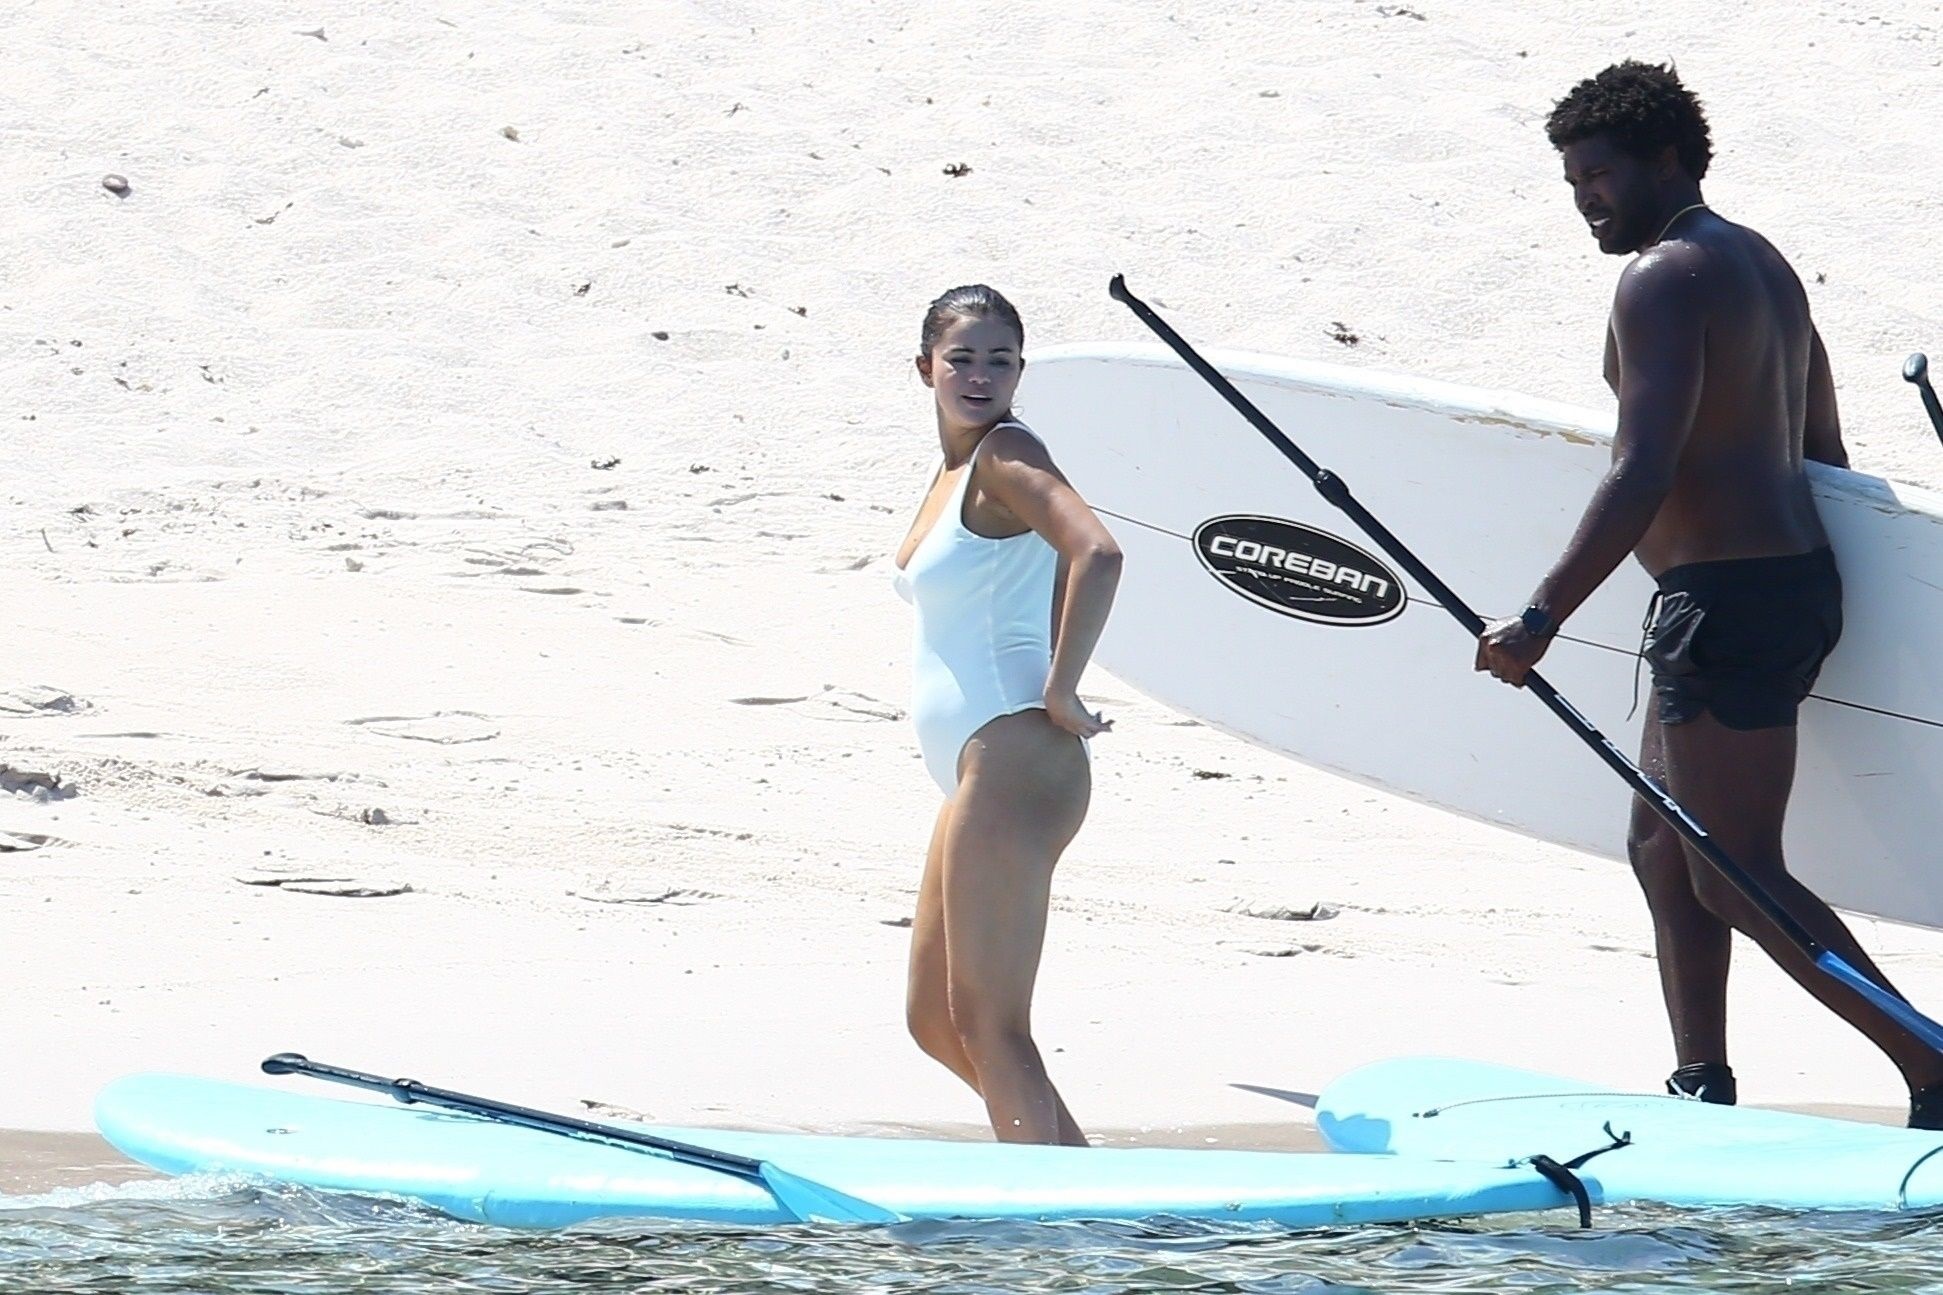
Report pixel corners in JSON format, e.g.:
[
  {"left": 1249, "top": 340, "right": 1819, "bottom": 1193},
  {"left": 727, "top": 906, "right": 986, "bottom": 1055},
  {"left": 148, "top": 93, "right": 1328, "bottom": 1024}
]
[{"left": 1641, "top": 547, "right": 1842, "bottom": 731}]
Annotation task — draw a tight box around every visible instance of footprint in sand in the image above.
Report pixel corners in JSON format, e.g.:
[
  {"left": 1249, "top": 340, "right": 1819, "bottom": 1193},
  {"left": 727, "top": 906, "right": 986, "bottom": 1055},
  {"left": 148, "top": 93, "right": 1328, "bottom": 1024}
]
[
  {"left": 307, "top": 804, "right": 420, "bottom": 826},
  {"left": 727, "top": 686, "right": 904, "bottom": 722},
  {"left": 1221, "top": 940, "right": 1332, "bottom": 958},
  {"left": 0, "top": 767, "right": 76, "bottom": 800},
  {"left": 451, "top": 539, "right": 575, "bottom": 581},
  {"left": 818, "top": 555, "right": 876, "bottom": 574},
  {"left": 459, "top": 561, "right": 548, "bottom": 577},
  {"left": 0, "top": 686, "right": 90, "bottom": 717},
  {"left": 706, "top": 491, "right": 790, "bottom": 509},
  {"left": 579, "top": 1098, "right": 654, "bottom": 1122},
  {"left": 810, "top": 688, "right": 904, "bottom": 722},
  {"left": 206, "top": 768, "right": 382, "bottom": 798},
  {"left": 567, "top": 881, "right": 721, "bottom": 906},
  {"left": 1224, "top": 900, "right": 1337, "bottom": 922},
  {"left": 234, "top": 767, "right": 372, "bottom": 784},
  {"left": 346, "top": 712, "right": 500, "bottom": 745},
  {"left": 236, "top": 866, "right": 413, "bottom": 898}
]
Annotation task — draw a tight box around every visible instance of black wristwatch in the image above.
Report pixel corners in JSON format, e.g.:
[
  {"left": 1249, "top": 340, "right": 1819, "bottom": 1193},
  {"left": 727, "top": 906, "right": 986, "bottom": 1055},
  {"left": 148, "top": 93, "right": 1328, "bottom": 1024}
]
[{"left": 1518, "top": 604, "right": 1558, "bottom": 638}]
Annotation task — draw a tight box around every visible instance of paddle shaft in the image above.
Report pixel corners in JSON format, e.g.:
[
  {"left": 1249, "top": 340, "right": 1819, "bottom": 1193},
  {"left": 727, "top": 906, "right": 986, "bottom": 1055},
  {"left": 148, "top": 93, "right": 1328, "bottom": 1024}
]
[
  {"left": 1108, "top": 275, "right": 1943, "bottom": 1052},
  {"left": 1907, "top": 354, "right": 1943, "bottom": 447},
  {"left": 261, "top": 1053, "right": 770, "bottom": 1181}
]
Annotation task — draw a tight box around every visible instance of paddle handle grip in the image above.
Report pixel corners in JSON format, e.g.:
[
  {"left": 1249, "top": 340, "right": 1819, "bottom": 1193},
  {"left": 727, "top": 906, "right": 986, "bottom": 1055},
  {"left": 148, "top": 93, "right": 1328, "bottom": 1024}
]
[
  {"left": 263, "top": 1053, "right": 430, "bottom": 1104},
  {"left": 1906, "top": 353, "right": 1943, "bottom": 446}
]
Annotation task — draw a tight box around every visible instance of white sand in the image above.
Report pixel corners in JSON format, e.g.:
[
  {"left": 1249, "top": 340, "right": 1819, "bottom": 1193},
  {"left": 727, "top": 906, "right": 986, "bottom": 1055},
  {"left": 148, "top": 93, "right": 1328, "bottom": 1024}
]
[{"left": 4, "top": 1, "right": 1942, "bottom": 1155}]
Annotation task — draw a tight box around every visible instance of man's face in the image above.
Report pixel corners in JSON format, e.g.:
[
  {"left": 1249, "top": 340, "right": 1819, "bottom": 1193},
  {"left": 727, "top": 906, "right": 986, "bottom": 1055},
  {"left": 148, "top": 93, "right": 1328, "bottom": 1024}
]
[{"left": 1560, "top": 136, "right": 1662, "bottom": 255}]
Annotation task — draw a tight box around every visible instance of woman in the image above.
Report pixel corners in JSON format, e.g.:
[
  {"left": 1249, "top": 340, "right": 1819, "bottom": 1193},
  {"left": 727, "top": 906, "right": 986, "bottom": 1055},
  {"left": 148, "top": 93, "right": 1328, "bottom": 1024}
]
[{"left": 892, "top": 285, "right": 1122, "bottom": 1145}]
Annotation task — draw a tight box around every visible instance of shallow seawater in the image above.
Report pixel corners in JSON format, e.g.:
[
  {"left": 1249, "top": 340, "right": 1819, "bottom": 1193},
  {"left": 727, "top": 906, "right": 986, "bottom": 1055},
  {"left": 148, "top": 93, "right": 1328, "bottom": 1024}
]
[{"left": 5, "top": 1178, "right": 1943, "bottom": 1294}]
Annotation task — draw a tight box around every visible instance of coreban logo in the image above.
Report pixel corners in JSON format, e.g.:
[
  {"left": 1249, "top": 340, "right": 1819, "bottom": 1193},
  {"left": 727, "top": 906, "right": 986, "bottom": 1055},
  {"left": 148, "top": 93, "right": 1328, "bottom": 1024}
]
[{"left": 1192, "top": 515, "right": 1405, "bottom": 626}]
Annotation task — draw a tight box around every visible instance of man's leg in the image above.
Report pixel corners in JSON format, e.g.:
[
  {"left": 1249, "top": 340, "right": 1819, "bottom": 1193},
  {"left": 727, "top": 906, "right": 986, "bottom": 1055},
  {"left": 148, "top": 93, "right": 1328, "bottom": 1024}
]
[
  {"left": 1627, "top": 715, "right": 1734, "bottom": 1080},
  {"left": 1660, "top": 711, "right": 1943, "bottom": 1094}
]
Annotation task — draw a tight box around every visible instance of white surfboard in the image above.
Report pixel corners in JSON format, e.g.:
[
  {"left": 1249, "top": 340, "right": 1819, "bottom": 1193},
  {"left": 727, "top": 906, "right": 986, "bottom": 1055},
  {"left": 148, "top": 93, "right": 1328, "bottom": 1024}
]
[{"left": 1021, "top": 343, "right": 1943, "bottom": 928}]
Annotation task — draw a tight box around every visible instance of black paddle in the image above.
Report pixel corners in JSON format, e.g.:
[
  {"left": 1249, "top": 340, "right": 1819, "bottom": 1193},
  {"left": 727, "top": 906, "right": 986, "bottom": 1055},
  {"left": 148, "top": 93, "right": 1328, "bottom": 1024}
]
[
  {"left": 261, "top": 1053, "right": 903, "bottom": 1224},
  {"left": 1108, "top": 274, "right": 1943, "bottom": 1054},
  {"left": 1906, "top": 354, "right": 1943, "bottom": 447}
]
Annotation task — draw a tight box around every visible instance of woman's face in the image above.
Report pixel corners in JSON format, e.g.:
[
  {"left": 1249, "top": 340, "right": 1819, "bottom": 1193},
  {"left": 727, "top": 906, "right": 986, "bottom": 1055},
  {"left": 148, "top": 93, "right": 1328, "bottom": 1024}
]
[{"left": 920, "top": 314, "right": 1023, "bottom": 429}]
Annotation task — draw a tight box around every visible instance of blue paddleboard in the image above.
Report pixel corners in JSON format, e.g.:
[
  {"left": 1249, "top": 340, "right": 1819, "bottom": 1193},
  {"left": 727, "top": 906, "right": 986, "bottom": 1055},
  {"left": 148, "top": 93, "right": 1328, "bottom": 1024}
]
[
  {"left": 1317, "top": 1057, "right": 1943, "bottom": 1211},
  {"left": 96, "top": 1074, "right": 1569, "bottom": 1229}
]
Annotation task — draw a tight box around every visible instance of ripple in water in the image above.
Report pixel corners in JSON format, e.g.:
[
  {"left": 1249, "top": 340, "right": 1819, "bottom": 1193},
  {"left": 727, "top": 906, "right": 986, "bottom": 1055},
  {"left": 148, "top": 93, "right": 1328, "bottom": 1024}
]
[{"left": 4, "top": 1179, "right": 1943, "bottom": 1294}]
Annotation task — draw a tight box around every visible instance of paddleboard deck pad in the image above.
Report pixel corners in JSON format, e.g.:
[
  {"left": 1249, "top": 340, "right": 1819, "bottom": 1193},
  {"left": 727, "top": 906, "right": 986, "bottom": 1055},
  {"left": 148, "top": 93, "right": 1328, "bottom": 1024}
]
[
  {"left": 1317, "top": 1057, "right": 1943, "bottom": 1211},
  {"left": 96, "top": 1074, "right": 1569, "bottom": 1229}
]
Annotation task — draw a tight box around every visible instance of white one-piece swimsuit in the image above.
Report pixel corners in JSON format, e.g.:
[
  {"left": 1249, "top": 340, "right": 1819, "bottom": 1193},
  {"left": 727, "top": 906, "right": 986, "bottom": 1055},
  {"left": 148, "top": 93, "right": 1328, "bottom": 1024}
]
[{"left": 894, "top": 422, "right": 1061, "bottom": 796}]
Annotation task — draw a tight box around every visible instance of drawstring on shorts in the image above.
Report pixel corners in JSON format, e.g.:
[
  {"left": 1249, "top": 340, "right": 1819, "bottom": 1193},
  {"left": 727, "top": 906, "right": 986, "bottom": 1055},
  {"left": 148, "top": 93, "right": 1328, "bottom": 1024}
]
[{"left": 1628, "top": 590, "right": 1664, "bottom": 722}]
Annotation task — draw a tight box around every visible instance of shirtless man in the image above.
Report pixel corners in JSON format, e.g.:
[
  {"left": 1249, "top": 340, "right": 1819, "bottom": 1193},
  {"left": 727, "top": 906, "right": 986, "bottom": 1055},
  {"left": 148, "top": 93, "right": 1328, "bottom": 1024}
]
[{"left": 1474, "top": 61, "right": 1943, "bottom": 1127}]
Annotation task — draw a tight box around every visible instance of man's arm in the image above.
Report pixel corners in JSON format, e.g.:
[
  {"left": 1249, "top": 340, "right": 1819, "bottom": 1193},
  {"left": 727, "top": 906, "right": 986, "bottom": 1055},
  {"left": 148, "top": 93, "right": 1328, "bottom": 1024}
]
[
  {"left": 1527, "top": 251, "right": 1709, "bottom": 624},
  {"left": 1804, "top": 327, "right": 1849, "bottom": 468},
  {"left": 1476, "top": 251, "right": 1707, "bottom": 685}
]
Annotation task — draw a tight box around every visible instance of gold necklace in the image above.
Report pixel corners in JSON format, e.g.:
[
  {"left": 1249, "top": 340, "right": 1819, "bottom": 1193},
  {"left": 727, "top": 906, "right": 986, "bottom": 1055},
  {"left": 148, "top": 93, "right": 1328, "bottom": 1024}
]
[{"left": 1653, "top": 202, "right": 1708, "bottom": 245}]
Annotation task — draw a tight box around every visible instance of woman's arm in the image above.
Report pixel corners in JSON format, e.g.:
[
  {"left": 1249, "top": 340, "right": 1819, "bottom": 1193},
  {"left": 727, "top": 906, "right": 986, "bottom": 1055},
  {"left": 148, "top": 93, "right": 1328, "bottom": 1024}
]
[{"left": 977, "top": 427, "right": 1123, "bottom": 736}]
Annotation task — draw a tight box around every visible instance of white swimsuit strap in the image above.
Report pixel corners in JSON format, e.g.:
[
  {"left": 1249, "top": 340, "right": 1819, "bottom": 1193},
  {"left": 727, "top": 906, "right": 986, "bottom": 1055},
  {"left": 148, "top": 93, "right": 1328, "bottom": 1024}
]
[
  {"left": 958, "top": 421, "right": 1036, "bottom": 519},
  {"left": 972, "top": 419, "right": 1037, "bottom": 459}
]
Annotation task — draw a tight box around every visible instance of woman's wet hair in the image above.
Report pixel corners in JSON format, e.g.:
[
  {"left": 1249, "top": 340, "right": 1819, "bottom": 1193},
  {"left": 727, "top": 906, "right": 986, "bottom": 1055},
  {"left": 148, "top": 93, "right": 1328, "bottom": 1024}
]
[
  {"left": 1547, "top": 60, "right": 1713, "bottom": 181},
  {"left": 919, "top": 285, "right": 1024, "bottom": 358}
]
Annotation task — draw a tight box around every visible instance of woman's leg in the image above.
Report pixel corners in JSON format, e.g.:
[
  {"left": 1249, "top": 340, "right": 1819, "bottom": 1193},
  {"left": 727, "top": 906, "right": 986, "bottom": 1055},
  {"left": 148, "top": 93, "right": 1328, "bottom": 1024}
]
[
  {"left": 907, "top": 800, "right": 981, "bottom": 1090},
  {"left": 941, "top": 710, "right": 1091, "bottom": 1145}
]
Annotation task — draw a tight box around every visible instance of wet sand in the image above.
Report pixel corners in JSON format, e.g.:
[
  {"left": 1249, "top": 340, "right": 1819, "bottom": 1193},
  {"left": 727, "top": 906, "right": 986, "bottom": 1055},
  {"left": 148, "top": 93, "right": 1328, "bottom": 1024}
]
[{"left": 1, "top": 1132, "right": 157, "bottom": 1196}]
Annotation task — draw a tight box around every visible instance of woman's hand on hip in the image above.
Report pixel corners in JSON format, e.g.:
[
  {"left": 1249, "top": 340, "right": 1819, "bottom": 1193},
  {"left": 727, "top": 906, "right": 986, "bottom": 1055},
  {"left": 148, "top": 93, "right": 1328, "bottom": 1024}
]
[{"left": 1045, "top": 688, "right": 1111, "bottom": 738}]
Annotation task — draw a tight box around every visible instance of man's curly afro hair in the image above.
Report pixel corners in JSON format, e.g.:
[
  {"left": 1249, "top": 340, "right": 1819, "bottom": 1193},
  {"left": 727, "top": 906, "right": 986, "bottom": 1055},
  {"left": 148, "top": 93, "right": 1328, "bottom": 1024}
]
[{"left": 1546, "top": 61, "right": 1713, "bottom": 182}]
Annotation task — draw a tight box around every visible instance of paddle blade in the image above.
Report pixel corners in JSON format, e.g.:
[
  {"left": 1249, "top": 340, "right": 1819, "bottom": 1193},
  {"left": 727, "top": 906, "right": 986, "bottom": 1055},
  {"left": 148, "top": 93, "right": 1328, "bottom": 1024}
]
[
  {"left": 1816, "top": 951, "right": 1943, "bottom": 1053},
  {"left": 759, "top": 1163, "right": 904, "bottom": 1225}
]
